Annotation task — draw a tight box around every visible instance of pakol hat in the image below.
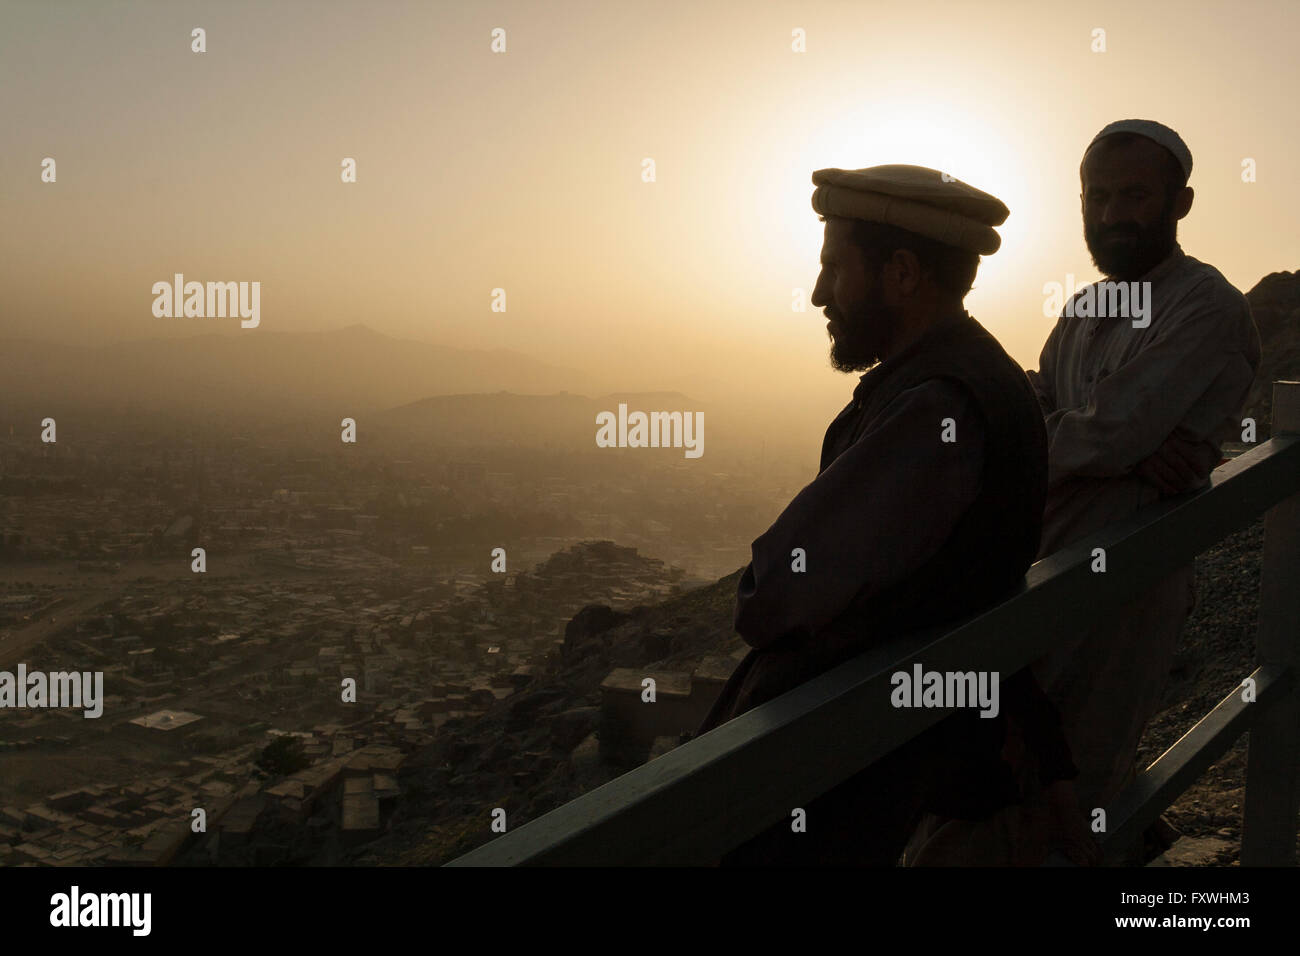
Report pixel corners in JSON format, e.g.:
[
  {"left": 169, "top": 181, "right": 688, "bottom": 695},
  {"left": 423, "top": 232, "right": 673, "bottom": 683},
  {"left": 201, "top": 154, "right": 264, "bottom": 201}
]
[{"left": 810, "top": 164, "right": 1010, "bottom": 255}]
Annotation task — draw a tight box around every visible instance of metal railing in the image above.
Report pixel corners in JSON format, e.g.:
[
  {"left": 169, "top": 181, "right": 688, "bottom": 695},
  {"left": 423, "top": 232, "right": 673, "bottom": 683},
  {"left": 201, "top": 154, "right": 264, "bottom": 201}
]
[{"left": 448, "top": 382, "right": 1300, "bottom": 866}]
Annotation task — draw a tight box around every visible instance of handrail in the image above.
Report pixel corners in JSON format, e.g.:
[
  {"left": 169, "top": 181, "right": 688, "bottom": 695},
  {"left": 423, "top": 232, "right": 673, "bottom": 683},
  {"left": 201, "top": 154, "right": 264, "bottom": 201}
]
[{"left": 448, "top": 383, "right": 1300, "bottom": 866}]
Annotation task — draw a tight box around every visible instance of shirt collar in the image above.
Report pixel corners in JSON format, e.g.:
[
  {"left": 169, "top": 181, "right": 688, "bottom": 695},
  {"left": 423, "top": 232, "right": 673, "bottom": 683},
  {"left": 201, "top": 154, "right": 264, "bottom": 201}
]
[
  {"left": 1139, "top": 242, "right": 1186, "bottom": 285},
  {"left": 852, "top": 310, "right": 970, "bottom": 401}
]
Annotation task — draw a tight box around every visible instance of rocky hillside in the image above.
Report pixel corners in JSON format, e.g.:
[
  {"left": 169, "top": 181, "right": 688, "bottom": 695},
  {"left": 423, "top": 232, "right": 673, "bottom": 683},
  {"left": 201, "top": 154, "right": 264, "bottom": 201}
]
[
  {"left": 1243, "top": 270, "right": 1300, "bottom": 437},
  {"left": 348, "top": 569, "right": 745, "bottom": 866},
  {"left": 338, "top": 519, "right": 1281, "bottom": 866}
]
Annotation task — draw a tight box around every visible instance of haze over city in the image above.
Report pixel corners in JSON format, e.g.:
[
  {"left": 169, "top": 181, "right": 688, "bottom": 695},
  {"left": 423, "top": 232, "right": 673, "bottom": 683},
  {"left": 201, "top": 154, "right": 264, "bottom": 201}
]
[
  {"left": 1, "top": 0, "right": 1297, "bottom": 888},
  {"left": 4, "top": 0, "right": 1297, "bottom": 422}
]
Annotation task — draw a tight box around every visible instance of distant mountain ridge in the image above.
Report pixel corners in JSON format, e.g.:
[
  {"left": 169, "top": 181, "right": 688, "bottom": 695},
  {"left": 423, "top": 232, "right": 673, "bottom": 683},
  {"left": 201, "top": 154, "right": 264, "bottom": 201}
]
[
  {"left": 0, "top": 324, "right": 607, "bottom": 422},
  {"left": 378, "top": 389, "right": 707, "bottom": 449}
]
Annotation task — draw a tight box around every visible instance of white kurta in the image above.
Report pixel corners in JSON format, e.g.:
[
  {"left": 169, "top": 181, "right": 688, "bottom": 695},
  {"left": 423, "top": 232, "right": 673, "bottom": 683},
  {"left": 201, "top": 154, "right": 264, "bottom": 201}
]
[
  {"left": 906, "top": 244, "right": 1261, "bottom": 864},
  {"left": 1028, "top": 244, "right": 1261, "bottom": 812}
]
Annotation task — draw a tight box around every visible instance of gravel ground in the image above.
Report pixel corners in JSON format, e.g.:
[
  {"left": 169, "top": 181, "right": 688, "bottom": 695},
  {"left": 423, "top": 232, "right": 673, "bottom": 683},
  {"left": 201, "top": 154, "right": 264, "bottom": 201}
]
[{"left": 1137, "top": 518, "right": 1298, "bottom": 865}]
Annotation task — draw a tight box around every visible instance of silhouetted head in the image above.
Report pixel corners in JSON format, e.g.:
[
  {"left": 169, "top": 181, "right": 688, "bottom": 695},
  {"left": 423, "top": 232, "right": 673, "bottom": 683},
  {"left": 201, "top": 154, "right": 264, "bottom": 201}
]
[
  {"left": 1080, "top": 125, "right": 1193, "bottom": 280},
  {"left": 808, "top": 164, "right": 1005, "bottom": 372},
  {"left": 812, "top": 215, "right": 977, "bottom": 372}
]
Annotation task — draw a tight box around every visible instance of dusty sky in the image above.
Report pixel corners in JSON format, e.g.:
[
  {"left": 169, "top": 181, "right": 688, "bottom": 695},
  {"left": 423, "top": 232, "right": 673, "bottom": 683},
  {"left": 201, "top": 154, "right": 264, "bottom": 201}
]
[{"left": 3, "top": 0, "right": 1296, "bottom": 410}]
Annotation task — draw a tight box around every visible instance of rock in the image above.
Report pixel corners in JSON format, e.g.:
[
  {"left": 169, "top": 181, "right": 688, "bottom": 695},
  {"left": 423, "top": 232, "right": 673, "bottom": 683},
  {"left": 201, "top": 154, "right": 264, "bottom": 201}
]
[
  {"left": 563, "top": 605, "right": 629, "bottom": 660},
  {"left": 568, "top": 733, "right": 609, "bottom": 791},
  {"left": 642, "top": 629, "right": 673, "bottom": 660},
  {"left": 544, "top": 707, "right": 599, "bottom": 752},
  {"left": 1148, "top": 836, "right": 1234, "bottom": 867},
  {"left": 445, "top": 740, "right": 477, "bottom": 766},
  {"left": 505, "top": 688, "right": 568, "bottom": 731}
]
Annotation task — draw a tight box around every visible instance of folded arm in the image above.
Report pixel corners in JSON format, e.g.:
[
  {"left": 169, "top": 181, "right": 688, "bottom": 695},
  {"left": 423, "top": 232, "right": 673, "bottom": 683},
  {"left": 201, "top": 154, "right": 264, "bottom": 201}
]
[
  {"left": 735, "top": 379, "right": 985, "bottom": 649},
  {"left": 1040, "top": 293, "right": 1255, "bottom": 487}
]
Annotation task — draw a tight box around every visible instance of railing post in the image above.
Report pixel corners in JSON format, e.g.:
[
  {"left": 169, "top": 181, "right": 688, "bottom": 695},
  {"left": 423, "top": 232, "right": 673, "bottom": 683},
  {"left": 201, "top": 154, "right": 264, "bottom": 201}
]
[{"left": 1242, "top": 381, "right": 1300, "bottom": 866}]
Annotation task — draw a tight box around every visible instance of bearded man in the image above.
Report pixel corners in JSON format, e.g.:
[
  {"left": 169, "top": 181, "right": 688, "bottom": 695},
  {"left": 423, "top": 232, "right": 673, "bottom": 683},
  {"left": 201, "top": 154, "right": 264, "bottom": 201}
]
[
  {"left": 907, "top": 120, "right": 1262, "bottom": 866},
  {"left": 1028, "top": 120, "right": 1262, "bottom": 827},
  {"left": 696, "top": 165, "right": 1088, "bottom": 866}
]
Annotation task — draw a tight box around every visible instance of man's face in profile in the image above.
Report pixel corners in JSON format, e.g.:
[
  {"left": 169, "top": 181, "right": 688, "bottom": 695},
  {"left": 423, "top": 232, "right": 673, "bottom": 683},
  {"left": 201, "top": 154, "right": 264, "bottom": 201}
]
[
  {"left": 812, "top": 218, "right": 902, "bottom": 372},
  {"left": 1081, "top": 137, "right": 1182, "bottom": 280}
]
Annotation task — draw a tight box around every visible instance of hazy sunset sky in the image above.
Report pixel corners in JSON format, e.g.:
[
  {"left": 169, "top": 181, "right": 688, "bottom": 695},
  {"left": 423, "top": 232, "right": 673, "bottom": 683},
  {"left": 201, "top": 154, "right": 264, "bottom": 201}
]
[{"left": 4, "top": 0, "right": 1297, "bottom": 410}]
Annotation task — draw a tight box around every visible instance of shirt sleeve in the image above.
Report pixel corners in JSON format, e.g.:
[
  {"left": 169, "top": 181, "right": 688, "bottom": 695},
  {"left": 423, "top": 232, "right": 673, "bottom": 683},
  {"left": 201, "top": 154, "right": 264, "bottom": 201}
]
[
  {"left": 1042, "top": 285, "right": 1256, "bottom": 487},
  {"left": 734, "top": 378, "right": 985, "bottom": 649}
]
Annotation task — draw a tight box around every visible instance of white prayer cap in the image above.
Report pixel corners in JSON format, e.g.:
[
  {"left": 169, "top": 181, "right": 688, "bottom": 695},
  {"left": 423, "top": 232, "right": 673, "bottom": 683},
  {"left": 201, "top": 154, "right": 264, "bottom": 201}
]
[
  {"left": 810, "top": 164, "right": 1010, "bottom": 255},
  {"left": 1085, "top": 119, "right": 1192, "bottom": 182}
]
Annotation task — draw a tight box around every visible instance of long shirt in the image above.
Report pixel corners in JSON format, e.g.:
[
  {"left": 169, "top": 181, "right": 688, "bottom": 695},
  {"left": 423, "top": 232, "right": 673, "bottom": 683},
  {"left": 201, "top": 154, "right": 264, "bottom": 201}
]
[
  {"left": 1027, "top": 244, "right": 1261, "bottom": 555},
  {"left": 1026, "top": 244, "right": 1261, "bottom": 810}
]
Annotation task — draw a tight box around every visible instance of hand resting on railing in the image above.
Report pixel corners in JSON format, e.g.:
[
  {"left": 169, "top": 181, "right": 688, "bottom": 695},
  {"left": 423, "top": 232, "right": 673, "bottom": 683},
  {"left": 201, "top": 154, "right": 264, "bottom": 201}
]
[{"left": 1133, "top": 434, "right": 1221, "bottom": 496}]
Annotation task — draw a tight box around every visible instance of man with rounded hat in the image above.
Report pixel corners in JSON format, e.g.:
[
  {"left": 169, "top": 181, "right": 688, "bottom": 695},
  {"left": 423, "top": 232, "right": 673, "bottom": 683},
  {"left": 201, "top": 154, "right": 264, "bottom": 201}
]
[{"left": 695, "top": 164, "right": 1089, "bottom": 865}]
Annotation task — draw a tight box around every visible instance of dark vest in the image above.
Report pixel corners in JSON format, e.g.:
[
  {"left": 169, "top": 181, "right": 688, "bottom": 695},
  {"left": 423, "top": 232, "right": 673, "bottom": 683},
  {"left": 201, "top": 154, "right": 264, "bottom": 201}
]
[
  {"left": 700, "top": 313, "right": 1054, "bottom": 862},
  {"left": 817, "top": 310, "right": 1047, "bottom": 646},
  {"left": 703, "top": 311, "right": 1047, "bottom": 726}
]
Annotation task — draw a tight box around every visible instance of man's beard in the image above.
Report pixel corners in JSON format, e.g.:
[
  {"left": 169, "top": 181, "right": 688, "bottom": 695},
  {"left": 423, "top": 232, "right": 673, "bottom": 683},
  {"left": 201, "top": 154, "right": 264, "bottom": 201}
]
[
  {"left": 1084, "top": 200, "right": 1177, "bottom": 279},
  {"left": 827, "top": 284, "right": 903, "bottom": 373}
]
